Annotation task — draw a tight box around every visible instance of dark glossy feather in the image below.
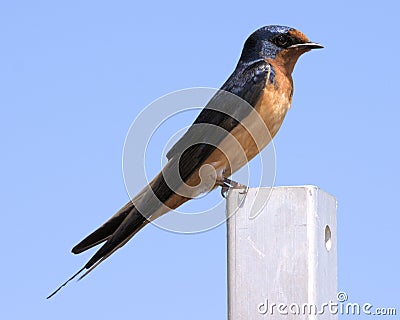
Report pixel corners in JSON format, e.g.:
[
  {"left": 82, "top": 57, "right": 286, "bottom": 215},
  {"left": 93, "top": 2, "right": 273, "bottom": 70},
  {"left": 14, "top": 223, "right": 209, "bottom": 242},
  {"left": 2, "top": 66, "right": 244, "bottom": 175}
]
[{"left": 71, "top": 202, "right": 133, "bottom": 254}]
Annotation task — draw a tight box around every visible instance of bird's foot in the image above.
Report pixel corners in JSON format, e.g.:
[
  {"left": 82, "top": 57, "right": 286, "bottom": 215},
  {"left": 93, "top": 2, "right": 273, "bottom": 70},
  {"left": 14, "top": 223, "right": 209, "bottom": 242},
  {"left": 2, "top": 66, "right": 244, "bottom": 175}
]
[{"left": 218, "top": 177, "right": 248, "bottom": 198}]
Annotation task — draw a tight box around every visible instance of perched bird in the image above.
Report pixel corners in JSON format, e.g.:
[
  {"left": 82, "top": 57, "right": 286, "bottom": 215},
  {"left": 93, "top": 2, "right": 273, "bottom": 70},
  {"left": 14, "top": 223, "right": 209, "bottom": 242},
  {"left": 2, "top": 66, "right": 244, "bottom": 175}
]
[{"left": 47, "top": 25, "right": 322, "bottom": 298}]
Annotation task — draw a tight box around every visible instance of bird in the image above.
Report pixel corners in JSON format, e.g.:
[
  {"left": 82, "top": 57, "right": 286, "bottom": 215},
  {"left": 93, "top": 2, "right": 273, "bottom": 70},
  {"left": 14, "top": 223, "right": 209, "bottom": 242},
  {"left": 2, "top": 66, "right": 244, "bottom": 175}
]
[{"left": 47, "top": 25, "right": 322, "bottom": 298}]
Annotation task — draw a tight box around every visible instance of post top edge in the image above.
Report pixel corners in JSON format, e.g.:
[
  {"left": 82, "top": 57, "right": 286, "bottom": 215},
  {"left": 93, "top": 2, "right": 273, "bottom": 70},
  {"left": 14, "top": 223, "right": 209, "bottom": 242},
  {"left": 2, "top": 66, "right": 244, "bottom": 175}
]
[{"left": 227, "top": 185, "right": 336, "bottom": 199}]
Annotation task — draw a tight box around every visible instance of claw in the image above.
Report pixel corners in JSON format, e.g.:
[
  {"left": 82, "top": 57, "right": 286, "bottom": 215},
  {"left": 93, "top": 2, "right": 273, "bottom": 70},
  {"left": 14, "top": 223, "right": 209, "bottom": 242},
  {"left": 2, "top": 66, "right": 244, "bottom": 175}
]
[
  {"left": 221, "top": 184, "right": 229, "bottom": 198},
  {"left": 218, "top": 177, "right": 248, "bottom": 198}
]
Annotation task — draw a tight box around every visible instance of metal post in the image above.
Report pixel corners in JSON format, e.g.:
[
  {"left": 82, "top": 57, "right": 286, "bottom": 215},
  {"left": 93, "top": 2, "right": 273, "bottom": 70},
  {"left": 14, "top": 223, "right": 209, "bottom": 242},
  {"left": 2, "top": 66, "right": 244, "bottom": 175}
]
[{"left": 226, "top": 186, "right": 337, "bottom": 319}]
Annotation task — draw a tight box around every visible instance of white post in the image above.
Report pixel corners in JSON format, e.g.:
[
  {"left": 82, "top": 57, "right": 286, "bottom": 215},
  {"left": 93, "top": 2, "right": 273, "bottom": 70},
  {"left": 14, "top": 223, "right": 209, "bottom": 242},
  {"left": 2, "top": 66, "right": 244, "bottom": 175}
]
[{"left": 226, "top": 186, "right": 337, "bottom": 320}]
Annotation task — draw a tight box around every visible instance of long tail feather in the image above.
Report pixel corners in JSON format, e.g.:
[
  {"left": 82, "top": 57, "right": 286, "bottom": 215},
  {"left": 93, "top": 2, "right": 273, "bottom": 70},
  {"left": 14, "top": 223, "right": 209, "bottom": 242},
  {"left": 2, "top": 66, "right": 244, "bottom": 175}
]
[
  {"left": 46, "top": 207, "right": 147, "bottom": 299},
  {"left": 83, "top": 208, "right": 146, "bottom": 269},
  {"left": 47, "top": 174, "right": 177, "bottom": 299},
  {"left": 71, "top": 202, "right": 133, "bottom": 254},
  {"left": 46, "top": 267, "right": 86, "bottom": 299}
]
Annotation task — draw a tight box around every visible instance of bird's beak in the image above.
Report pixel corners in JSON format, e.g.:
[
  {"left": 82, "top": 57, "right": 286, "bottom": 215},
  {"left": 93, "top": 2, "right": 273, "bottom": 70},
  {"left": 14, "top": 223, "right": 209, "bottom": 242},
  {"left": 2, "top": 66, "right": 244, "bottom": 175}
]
[{"left": 289, "top": 42, "right": 324, "bottom": 50}]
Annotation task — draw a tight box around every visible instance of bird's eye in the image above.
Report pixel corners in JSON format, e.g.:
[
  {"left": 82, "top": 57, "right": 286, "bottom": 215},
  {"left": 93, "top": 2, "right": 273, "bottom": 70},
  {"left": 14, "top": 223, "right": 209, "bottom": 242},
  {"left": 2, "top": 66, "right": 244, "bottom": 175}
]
[{"left": 274, "top": 34, "right": 290, "bottom": 48}]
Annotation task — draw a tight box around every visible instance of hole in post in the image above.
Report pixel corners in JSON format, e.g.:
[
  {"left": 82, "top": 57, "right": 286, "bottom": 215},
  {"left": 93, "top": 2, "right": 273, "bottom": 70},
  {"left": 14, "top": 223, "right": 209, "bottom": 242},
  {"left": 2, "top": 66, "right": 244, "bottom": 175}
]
[{"left": 325, "top": 225, "right": 332, "bottom": 251}]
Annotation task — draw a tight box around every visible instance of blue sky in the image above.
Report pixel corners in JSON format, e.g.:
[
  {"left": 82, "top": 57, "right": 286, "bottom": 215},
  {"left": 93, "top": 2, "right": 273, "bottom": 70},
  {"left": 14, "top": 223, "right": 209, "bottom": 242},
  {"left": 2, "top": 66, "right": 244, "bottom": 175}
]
[{"left": 1, "top": 0, "right": 399, "bottom": 319}]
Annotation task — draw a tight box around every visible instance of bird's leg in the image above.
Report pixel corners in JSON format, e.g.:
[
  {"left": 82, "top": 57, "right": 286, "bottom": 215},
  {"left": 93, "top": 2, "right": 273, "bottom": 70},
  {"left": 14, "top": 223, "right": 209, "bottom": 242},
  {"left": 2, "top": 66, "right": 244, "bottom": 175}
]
[
  {"left": 220, "top": 184, "right": 230, "bottom": 198},
  {"left": 217, "top": 177, "right": 248, "bottom": 198},
  {"left": 223, "top": 177, "right": 247, "bottom": 189},
  {"left": 216, "top": 179, "right": 230, "bottom": 198}
]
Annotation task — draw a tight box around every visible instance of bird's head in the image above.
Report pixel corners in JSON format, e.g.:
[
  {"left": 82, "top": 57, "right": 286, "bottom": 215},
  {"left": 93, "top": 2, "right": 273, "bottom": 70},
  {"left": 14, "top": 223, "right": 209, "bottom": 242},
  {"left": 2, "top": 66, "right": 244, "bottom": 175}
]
[{"left": 240, "top": 25, "right": 323, "bottom": 75}]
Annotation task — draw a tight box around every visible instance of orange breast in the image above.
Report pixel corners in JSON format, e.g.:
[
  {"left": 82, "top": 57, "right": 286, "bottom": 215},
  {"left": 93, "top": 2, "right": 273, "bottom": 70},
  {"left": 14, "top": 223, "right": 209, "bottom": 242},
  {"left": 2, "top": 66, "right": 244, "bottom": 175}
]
[
  {"left": 254, "top": 78, "right": 293, "bottom": 139},
  {"left": 178, "top": 69, "right": 293, "bottom": 199}
]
